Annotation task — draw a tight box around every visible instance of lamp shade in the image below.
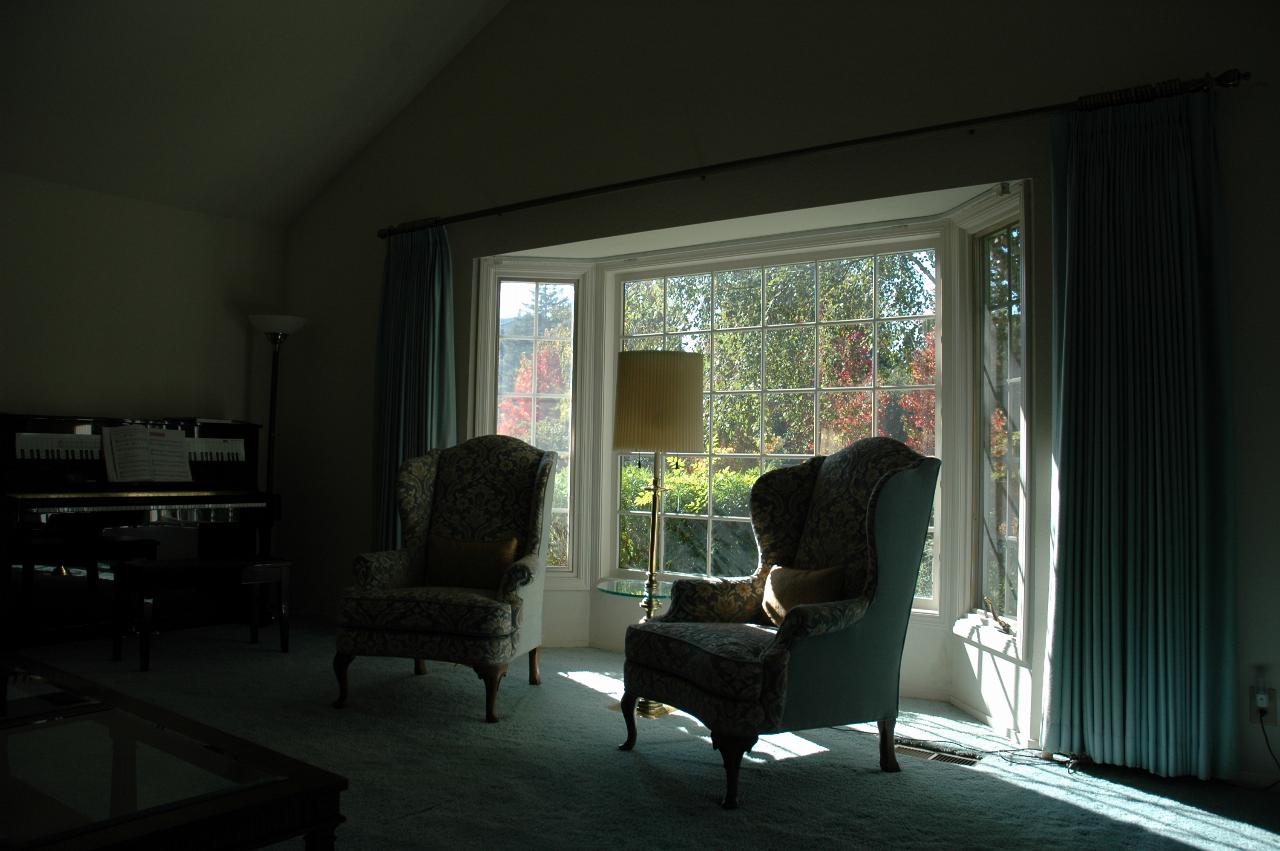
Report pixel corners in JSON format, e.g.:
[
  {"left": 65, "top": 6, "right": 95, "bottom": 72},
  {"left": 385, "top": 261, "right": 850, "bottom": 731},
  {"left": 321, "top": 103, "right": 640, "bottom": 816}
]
[
  {"left": 612, "top": 351, "right": 704, "bottom": 453},
  {"left": 249, "top": 314, "right": 307, "bottom": 335}
]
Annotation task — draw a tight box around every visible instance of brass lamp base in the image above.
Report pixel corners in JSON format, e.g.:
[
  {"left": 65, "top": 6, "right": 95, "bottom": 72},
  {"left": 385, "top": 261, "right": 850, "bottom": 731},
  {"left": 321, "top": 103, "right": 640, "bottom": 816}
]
[{"left": 637, "top": 697, "right": 673, "bottom": 719}]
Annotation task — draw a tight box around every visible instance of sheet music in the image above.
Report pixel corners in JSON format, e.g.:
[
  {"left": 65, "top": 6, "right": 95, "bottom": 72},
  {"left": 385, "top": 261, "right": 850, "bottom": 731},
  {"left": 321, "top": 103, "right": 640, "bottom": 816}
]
[
  {"left": 103, "top": 425, "right": 193, "bottom": 482},
  {"left": 147, "top": 429, "right": 193, "bottom": 481}
]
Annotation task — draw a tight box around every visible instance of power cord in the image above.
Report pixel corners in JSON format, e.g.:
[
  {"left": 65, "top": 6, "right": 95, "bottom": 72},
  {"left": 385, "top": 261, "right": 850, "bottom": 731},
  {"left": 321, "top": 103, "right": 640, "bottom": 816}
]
[{"left": 1261, "top": 708, "right": 1280, "bottom": 792}]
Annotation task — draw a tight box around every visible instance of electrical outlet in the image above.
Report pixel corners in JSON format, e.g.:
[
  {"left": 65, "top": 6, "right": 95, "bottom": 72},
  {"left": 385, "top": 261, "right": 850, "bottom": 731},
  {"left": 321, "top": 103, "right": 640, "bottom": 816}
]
[{"left": 1249, "top": 687, "right": 1277, "bottom": 725}]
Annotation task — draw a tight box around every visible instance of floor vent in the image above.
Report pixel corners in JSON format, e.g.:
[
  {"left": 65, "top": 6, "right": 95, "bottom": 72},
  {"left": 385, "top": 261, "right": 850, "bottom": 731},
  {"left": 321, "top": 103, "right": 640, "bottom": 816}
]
[{"left": 894, "top": 744, "right": 982, "bottom": 766}]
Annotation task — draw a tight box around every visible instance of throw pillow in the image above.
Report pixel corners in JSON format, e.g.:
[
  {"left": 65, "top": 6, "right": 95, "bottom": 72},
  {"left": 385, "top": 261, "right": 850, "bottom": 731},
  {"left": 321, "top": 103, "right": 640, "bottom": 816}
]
[
  {"left": 761, "top": 564, "right": 845, "bottom": 626},
  {"left": 425, "top": 535, "right": 519, "bottom": 591}
]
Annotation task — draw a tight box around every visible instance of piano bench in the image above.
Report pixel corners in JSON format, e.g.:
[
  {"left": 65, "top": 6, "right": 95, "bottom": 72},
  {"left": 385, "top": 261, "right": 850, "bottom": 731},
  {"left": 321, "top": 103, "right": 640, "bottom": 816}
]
[{"left": 110, "top": 558, "right": 291, "bottom": 672}]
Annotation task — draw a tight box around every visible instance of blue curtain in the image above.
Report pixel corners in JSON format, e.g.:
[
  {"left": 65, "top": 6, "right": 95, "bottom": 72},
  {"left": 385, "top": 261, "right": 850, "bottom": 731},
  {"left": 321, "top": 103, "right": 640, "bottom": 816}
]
[
  {"left": 372, "top": 227, "right": 457, "bottom": 550},
  {"left": 1044, "top": 91, "right": 1236, "bottom": 779}
]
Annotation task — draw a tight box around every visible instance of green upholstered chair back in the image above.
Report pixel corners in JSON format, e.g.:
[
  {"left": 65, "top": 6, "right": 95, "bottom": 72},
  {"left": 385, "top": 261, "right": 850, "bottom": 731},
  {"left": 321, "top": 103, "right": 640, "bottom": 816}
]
[{"left": 395, "top": 435, "right": 556, "bottom": 560}]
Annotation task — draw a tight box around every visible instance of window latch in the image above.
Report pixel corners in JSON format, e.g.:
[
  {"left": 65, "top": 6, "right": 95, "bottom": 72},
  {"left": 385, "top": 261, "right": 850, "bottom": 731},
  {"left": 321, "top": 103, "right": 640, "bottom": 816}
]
[{"left": 983, "top": 596, "right": 1015, "bottom": 635}]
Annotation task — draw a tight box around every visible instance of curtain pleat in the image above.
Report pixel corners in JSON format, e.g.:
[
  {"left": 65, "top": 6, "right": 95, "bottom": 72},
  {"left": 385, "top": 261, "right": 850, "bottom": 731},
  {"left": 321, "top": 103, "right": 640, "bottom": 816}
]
[
  {"left": 372, "top": 227, "right": 457, "bottom": 550},
  {"left": 1044, "top": 94, "right": 1236, "bottom": 778}
]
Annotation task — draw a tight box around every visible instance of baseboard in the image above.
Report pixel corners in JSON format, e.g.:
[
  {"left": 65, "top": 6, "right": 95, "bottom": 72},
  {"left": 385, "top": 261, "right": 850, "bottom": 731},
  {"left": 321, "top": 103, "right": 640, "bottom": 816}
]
[{"left": 948, "top": 695, "right": 1037, "bottom": 748}]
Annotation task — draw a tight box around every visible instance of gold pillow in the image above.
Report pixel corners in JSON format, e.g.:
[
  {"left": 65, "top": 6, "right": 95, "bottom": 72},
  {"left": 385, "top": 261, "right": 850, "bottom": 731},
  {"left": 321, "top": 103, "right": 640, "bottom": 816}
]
[
  {"left": 425, "top": 535, "right": 519, "bottom": 591},
  {"left": 762, "top": 564, "right": 845, "bottom": 626}
]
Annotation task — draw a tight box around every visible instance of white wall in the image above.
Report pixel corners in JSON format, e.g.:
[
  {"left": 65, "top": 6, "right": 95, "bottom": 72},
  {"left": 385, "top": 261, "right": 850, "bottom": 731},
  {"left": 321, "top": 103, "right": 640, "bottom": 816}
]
[
  {"left": 281, "top": 0, "right": 1279, "bottom": 779},
  {"left": 0, "top": 172, "right": 284, "bottom": 421}
]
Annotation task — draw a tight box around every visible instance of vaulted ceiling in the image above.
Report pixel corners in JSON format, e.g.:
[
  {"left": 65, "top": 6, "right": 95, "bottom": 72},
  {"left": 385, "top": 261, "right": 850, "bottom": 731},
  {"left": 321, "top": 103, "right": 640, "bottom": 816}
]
[{"left": 0, "top": 0, "right": 507, "bottom": 224}]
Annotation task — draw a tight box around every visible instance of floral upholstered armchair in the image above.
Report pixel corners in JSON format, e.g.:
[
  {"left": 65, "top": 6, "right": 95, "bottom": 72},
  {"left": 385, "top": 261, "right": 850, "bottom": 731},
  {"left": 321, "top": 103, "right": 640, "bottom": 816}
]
[
  {"left": 619, "top": 436, "right": 940, "bottom": 808},
  {"left": 333, "top": 434, "right": 556, "bottom": 723}
]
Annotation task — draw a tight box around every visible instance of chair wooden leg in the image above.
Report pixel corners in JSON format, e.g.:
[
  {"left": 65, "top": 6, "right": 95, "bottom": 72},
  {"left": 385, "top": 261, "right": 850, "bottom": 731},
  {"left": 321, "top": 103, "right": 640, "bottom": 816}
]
[
  {"left": 618, "top": 691, "right": 638, "bottom": 751},
  {"left": 711, "top": 732, "right": 758, "bottom": 809},
  {"left": 474, "top": 663, "right": 508, "bottom": 723},
  {"left": 528, "top": 647, "right": 541, "bottom": 685},
  {"left": 332, "top": 653, "right": 354, "bottom": 709},
  {"left": 413, "top": 658, "right": 427, "bottom": 675},
  {"left": 878, "top": 716, "right": 900, "bottom": 772}
]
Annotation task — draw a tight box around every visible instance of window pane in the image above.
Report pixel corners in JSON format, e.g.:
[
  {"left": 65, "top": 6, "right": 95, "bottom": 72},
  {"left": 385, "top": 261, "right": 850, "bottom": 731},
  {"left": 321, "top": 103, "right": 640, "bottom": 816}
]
[
  {"left": 916, "top": 529, "right": 935, "bottom": 598},
  {"left": 622, "top": 335, "right": 663, "bottom": 352},
  {"left": 623, "top": 279, "right": 663, "bottom": 335},
  {"left": 499, "top": 281, "right": 536, "bottom": 336},
  {"left": 712, "top": 394, "right": 761, "bottom": 454},
  {"left": 764, "top": 392, "right": 814, "bottom": 455},
  {"left": 666, "top": 333, "right": 710, "bottom": 390},
  {"left": 877, "top": 250, "right": 937, "bottom": 317},
  {"left": 498, "top": 279, "right": 575, "bottom": 571},
  {"left": 548, "top": 513, "right": 569, "bottom": 568},
  {"left": 552, "top": 456, "right": 570, "bottom": 511},
  {"left": 819, "top": 257, "right": 873, "bottom": 321},
  {"left": 877, "top": 319, "right": 935, "bottom": 386},
  {"left": 498, "top": 340, "right": 533, "bottom": 393},
  {"left": 818, "top": 390, "right": 872, "bottom": 453},
  {"left": 618, "top": 514, "right": 651, "bottom": 572},
  {"left": 764, "top": 327, "right": 815, "bottom": 390},
  {"left": 535, "top": 398, "right": 570, "bottom": 453},
  {"left": 619, "top": 455, "right": 653, "bottom": 513},
  {"left": 538, "top": 284, "right": 574, "bottom": 339},
  {"left": 877, "top": 389, "right": 936, "bottom": 455},
  {"left": 664, "top": 455, "right": 708, "bottom": 517},
  {"left": 981, "top": 224, "right": 1022, "bottom": 620},
  {"left": 535, "top": 340, "right": 572, "bottom": 394},
  {"left": 819, "top": 323, "right": 873, "bottom": 387},
  {"left": 496, "top": 396, "right": 531, "bottom": 442},
  {"left": 765, "top": 262, "right": 815, "bottom": 325},
  {"left": 714, "top": 268, "right": 762, "bottom": 328},
  {"left": 663, "top": 517, "right": 707, "bottom": 574},
  {"left": 667, "top": 274, "right": 711, "bottom": 332},
  {"left": 712, "top": 329, "right": 761, "bottom": 391},
  {"left": 711, "top": 520, "right": 758, "bottom": 577},
  {"left": 711, "top": 457, "right": 760, "bottom": 518}
]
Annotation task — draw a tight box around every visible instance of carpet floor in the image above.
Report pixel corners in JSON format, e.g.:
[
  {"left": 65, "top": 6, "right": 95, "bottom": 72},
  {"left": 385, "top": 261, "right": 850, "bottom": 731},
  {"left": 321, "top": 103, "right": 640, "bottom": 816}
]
[{"left": 20, "top": 622, "right": 1280, "bottom": 850}]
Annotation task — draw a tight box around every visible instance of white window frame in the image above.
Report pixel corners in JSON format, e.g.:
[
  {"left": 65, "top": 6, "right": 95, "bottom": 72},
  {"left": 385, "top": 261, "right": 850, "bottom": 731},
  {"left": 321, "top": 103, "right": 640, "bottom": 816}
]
[
  {"left": 470, "top": 183, "right": 1033, "bottom": 620},
  {"left": 473, "top": 256, "right": 599, "bottom": 592},
  {"left": 944, "top": 184, "right": 1034, "bottom": 658}
]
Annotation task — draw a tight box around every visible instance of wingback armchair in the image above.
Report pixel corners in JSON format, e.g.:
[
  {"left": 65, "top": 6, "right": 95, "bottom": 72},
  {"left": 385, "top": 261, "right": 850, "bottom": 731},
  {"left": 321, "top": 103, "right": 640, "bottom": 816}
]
[
  {"left": 619, "top": 436, "right": 940, "bottom": 807},
  {"left": 333, "top": 434, "right": 557, "bottom": 722}
]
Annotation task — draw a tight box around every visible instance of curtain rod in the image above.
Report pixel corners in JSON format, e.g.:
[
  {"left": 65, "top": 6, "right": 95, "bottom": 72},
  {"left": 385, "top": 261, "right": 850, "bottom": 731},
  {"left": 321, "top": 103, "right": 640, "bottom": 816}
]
[{"left": 377, "top": 68, "right": 1250, "bottom": 240}]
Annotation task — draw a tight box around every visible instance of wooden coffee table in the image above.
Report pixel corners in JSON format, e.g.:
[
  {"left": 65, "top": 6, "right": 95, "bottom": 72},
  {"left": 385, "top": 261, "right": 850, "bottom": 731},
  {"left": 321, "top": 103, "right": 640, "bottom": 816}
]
[{"left": 1, "top": 657, "right": 347, "bottom": 849}]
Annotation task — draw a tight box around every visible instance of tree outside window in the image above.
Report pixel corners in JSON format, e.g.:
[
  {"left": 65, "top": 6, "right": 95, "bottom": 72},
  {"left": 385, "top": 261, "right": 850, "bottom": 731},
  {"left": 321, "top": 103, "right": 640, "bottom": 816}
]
[
  {"left": 497, "top": 280, "right": 574, "bottom": 569},
  {"left": 618, "top": 249, "right": 938, "bottom": 597}
]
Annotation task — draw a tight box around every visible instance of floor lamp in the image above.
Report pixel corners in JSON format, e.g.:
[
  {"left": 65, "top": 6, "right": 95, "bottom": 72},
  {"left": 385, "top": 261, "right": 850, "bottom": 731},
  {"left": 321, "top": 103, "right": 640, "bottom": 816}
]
[
  {"left": 613, "top": 350, "right": 705, "bottom": 717},
  {"left": 249, "top": 313, "right": 306, "bottom": 555}
]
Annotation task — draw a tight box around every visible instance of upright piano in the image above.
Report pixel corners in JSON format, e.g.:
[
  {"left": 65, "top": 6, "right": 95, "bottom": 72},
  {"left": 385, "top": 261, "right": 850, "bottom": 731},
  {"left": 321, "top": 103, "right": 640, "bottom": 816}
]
[{"left": 0, "top": 412, "right": 272, "bottom": 646}]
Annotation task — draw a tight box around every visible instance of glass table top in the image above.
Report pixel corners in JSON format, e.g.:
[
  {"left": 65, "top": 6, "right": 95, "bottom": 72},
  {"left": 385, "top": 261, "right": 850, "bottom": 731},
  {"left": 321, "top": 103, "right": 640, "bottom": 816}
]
[
  {"left": 2, "top": 664, "right": 280, "bottom": 846},
  {"left": 595, "top": 578, "right": 674, "bottom": 599}
]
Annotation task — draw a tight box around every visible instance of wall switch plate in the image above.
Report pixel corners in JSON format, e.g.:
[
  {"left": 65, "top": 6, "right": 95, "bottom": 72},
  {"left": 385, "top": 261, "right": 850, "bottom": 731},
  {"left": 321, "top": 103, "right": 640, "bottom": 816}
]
[{"left": 1249, "top": 687, "right": 1277, "bottom": 725}]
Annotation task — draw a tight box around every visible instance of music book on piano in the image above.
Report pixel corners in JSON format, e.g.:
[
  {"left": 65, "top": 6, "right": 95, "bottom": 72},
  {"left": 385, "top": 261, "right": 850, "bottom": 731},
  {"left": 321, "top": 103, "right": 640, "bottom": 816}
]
[{"left": 102, "top": 425, "right": 193, "bottom": 483}]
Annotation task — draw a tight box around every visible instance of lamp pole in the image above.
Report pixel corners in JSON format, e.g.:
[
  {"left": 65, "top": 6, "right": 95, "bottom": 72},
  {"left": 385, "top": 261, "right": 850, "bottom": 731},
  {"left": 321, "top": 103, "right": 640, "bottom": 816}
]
[{"left": 249, "top": 314, "right": 306, "bottom": 556}]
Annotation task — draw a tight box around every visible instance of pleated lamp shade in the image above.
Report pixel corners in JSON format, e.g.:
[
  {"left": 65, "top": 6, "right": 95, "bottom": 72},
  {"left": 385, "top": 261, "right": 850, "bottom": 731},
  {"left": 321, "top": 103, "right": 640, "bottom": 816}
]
[{"left": 612, "top": 351, "right": 705, "bottom": 453}]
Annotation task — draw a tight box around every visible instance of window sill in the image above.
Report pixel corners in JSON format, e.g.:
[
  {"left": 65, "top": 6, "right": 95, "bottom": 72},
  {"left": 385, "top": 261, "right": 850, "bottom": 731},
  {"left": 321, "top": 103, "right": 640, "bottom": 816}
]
[{"left": 951, "top": 611, "right": 1022, "bottom": 662}]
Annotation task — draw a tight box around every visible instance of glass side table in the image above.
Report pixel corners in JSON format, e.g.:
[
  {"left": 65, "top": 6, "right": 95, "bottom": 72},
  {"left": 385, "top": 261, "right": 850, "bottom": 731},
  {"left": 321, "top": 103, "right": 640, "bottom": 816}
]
[
  {"left": 595, "top": 577, "right": 674, "bottom": 614},
  {"left": 596, "top": 578, "right": 676, "bottom": 718}
]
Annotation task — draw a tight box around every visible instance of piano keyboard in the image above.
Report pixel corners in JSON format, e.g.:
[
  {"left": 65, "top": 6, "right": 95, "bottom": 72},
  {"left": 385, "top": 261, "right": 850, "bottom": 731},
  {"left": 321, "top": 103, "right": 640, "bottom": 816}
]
[{"left": 15, "top": 433, "right": 247, "bottom": 463}]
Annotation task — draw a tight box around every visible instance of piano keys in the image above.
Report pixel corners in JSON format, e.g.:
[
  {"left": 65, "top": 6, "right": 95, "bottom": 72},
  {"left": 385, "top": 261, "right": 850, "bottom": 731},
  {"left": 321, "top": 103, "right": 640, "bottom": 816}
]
[{"left": 0, "top": 412, "right": 273, "bottom": 647}]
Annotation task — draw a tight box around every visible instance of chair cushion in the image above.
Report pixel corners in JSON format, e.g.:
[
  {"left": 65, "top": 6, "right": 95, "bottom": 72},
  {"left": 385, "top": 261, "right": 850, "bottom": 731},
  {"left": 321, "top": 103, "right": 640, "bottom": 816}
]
[
  {"left": 625, "top": 621, "right": 777, "bottom": 702},
  {"left": 424, "top": 535, "right": 518, "bottom": 590},
  {"left": 339, "top": 586, "right": 515, "bottom": 637},
  {"left": 761, "top": 564, "right": 844, "bottom": 625}
]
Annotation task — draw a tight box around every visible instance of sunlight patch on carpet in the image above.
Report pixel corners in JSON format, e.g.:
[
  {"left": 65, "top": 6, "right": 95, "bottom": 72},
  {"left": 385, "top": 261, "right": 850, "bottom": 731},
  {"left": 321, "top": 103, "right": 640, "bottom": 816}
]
[{"left": 559, "top": 670, "right": 624, "bottom": 699}]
